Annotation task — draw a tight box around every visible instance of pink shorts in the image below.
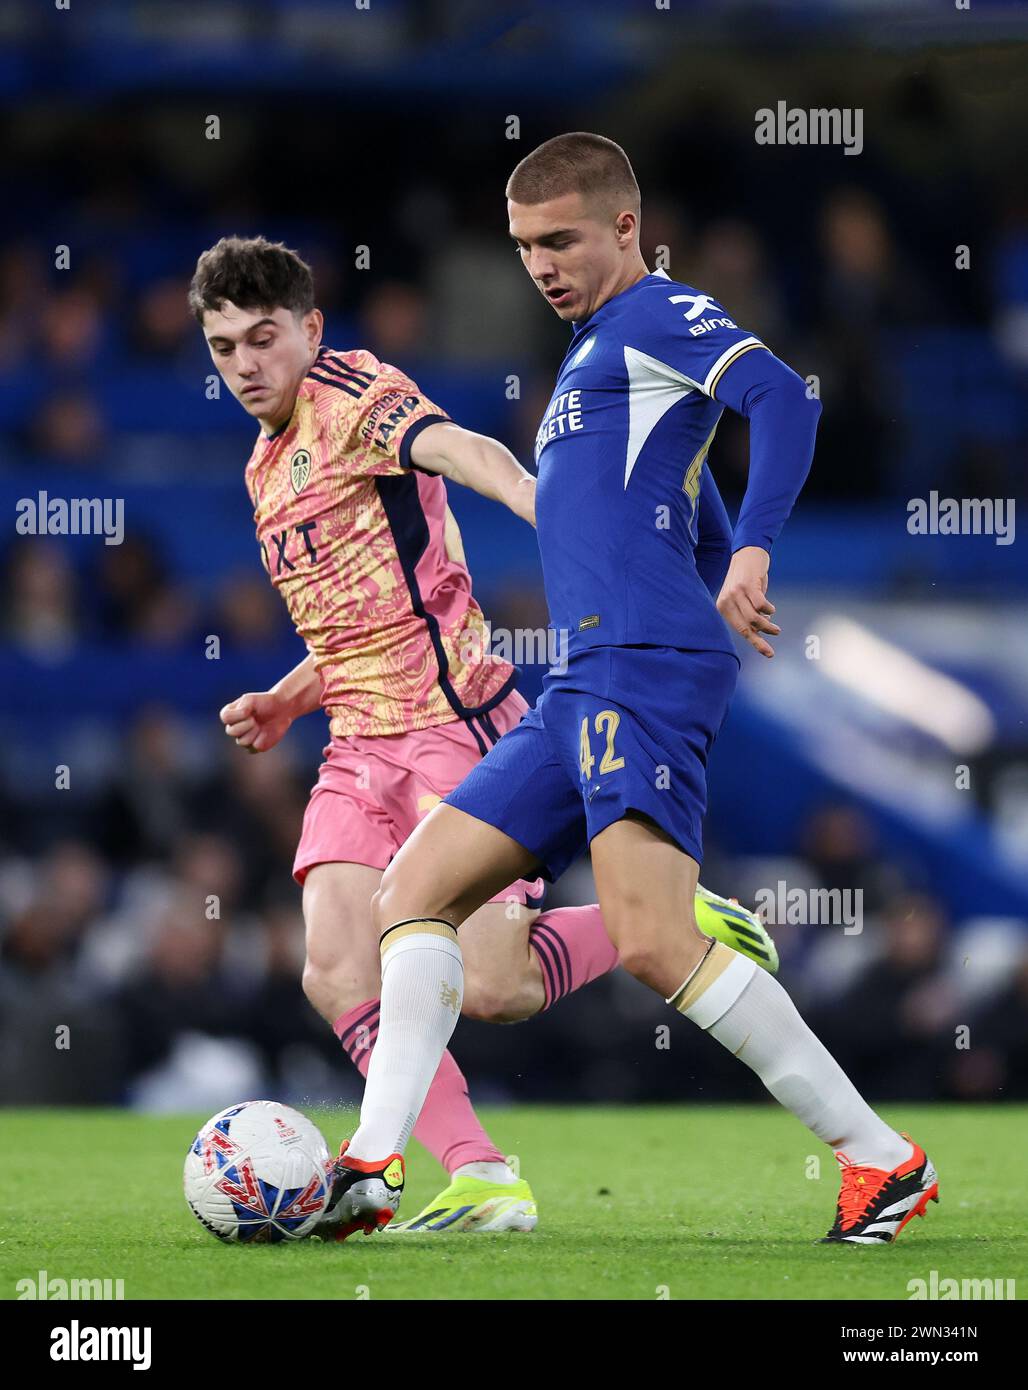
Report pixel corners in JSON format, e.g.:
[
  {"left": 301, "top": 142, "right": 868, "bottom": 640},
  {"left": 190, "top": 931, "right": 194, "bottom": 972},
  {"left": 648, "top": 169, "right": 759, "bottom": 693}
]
[{"left": 293, "top": 688, "right": 545, "bottom": 906}]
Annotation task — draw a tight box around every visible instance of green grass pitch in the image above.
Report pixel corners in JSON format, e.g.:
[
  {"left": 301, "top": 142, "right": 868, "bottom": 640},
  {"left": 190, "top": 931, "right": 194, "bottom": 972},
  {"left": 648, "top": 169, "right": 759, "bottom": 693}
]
[{"left": 2, "top": 1105, "right": 1025, "bottom": 1301}]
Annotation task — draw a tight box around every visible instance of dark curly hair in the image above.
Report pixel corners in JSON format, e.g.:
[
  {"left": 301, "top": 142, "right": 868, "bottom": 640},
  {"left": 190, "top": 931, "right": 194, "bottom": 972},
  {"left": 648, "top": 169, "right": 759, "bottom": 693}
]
[{"left": 188, "top": 235, "right": 315, "bottom": 324}]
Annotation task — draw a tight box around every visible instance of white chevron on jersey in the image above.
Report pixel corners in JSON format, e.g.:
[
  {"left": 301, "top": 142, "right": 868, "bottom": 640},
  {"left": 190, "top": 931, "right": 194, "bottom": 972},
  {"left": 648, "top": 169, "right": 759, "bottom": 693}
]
[{"left": 623, "top": 346, "right": 698, "bottom": 490}]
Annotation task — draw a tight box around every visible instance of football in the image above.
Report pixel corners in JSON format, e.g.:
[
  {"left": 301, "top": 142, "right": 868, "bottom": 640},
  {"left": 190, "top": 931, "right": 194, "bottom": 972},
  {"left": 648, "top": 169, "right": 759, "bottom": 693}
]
[{"left": 184, "top": 1101, "right": 334, "bottom": 1243}]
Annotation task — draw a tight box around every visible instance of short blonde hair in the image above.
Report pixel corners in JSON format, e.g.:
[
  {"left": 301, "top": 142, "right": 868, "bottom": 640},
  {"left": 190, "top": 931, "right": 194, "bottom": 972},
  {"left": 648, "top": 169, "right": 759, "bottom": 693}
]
[{"left": 506, "top": 133, "right": 640, "bottom": 217}]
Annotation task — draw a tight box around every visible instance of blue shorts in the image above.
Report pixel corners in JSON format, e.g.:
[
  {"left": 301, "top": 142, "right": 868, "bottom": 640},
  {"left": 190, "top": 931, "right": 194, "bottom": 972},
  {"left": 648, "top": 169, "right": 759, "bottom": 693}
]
[{"left": 445, "top": 645, "right": 738, "bottom": 882}]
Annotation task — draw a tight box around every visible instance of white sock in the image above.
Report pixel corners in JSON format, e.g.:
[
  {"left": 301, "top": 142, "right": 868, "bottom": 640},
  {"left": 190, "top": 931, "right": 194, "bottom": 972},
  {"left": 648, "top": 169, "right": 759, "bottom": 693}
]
[
  {"left": 452, "top": 1161, "right": 518, "bottom": 1186},
  {"left": 347, "top": 921, "right": 463, "bottom": 1164},
  {"left": 682, "top": 950, "right": 912, "bottom": 1170}
]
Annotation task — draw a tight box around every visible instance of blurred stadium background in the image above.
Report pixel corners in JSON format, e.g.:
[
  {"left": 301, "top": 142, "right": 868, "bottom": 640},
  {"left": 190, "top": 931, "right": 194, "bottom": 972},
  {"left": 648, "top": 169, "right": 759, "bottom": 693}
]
[{"left": 1, "top": 0, "right": 1026, "bottom": 1119}]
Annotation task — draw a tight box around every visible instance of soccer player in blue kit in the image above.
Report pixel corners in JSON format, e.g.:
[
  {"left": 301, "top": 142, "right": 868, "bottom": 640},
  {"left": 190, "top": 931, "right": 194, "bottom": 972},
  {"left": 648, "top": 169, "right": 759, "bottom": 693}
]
[{"left": 323, "top": 134, "right": 940, "bottom": 1245}]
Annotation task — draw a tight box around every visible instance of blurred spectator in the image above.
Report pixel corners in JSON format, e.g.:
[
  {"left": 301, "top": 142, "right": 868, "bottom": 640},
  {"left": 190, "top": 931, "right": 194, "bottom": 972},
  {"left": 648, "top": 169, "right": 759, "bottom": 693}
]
[
  {"left": 223, "top": 748, "right": 307, "bottom": 881},
  {"left": 359, "top": 281, "right": 429, "bottom": 361},
  {"left": 246, "top": 891, "right": 342, "bottom": 1086},
  {"left": 951, "top": 948, "right": 1028, "bottom": 1100},
  {"left": 190, "top": 743, "right": 308, "bottom": 906},
  {"left": 429, "top": 230, "right": 548, "bottom": 363},
  {"left": 92, "top": 533, "right": 198, "bottom": 643},
  {"left": 690, "top": 218, "right": 787, "bottom": 346},
  {"left": 807, "top": 893, "right": 956, "bottom": 1100},
  {"left": 131, "top": 276, "right": 194, "bottom": 360},
  {"left": 0, "top": 242, "right": 48, "bottom": 369},
  {"left": 639, "top": 196, "right": 694, "bottom": 283},
  {"left": 817, "top": 188, "right": 939, "bottom": 331},
  {"left": 1, "top": 840, "right": 109, "bottom": 978},
  {"left": 171, "top": 831, "right": 246, "bottom": 919},
  {"left": 111, "top": 894, "right": 244, "bottom": 1084},
  {"left": 800, "top": 803, "right": 904, "bottom": 916},
  {"left": 30, "top": 391, "right": 108, "bottom": 467},
  {"left": 485, "top": 577, "right": 551, "bottom": 643},
  {"left": 992, "top": 219, "right": 1028, "bottom": 370},
  {"left": 94, "top": 708, "right": 216, "bottom": 866},
  {"left": 3, "top": 539, "right": 79, "bottom": 655},
  {"left": 40, "top": 287, "right": 105, "bottom": 368}
]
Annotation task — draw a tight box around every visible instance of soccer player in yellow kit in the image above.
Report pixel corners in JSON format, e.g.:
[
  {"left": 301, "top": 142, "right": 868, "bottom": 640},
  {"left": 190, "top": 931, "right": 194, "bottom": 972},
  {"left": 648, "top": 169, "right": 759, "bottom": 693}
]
[{"left": 190, "top": 235, "right": 777, "bottom": 1234}]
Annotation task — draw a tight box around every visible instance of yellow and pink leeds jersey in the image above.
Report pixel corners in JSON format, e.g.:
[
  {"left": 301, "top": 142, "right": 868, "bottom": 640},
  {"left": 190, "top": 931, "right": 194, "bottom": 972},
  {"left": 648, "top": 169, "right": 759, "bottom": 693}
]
[{"left": 244, "top": 346, "right": 516, "bottom": 737}]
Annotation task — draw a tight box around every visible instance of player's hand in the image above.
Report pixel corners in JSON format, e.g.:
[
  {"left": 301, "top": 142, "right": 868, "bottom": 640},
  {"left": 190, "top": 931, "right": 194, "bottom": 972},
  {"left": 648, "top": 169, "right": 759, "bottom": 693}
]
[
  {"left": 219, "top": 691, "right": 293, "bottom": 754},
  {"left": 716, "top": 546, "right": 781, "bottom": 659}
]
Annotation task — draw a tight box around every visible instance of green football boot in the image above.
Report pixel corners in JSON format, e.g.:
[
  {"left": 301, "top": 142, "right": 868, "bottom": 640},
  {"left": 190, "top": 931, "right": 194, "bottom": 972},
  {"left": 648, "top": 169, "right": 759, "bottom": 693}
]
[
  {"left": 695, "top": 883, "right": 779, "bottom": 973},
  {"left": 387, "top": 1174, "right": 537, "bottom": 1234}
]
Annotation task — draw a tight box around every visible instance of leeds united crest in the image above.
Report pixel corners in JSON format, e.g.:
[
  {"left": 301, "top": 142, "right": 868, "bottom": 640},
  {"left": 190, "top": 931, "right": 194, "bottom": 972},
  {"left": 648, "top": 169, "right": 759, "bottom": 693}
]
[{"left": 290, "top": 449, "right": 312, "bottom": 494}]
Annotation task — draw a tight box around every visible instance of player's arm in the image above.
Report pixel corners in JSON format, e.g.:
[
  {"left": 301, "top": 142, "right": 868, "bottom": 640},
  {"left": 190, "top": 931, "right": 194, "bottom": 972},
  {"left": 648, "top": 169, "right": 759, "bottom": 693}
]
[
  {"left": 270, "top": 651, "right": 324, "bottom": 719},
  {"left": 408, "top": 422, "right": 536, "bottom": 527},
  {"left": 710, "top": 348, "right": 820, "bottom": 657},
  {"left": 336, "top": 353, "right": 535, "bottom": 525},
  {"left": 219, "top": 652, "right": 323, "bottom": 754}
]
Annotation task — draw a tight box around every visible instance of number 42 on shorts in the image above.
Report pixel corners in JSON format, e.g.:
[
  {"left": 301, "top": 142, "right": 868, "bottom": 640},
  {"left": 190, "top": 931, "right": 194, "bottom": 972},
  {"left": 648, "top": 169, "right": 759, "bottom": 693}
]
[{"left": 579, "top": 710, "right": 625, "bottom": 781}]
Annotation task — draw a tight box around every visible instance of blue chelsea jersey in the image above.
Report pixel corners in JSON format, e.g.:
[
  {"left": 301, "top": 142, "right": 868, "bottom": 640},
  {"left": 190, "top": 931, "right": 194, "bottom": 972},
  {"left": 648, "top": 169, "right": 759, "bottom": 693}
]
[{"left": 533, "top": 269, "right": 766, "bottom": 657}]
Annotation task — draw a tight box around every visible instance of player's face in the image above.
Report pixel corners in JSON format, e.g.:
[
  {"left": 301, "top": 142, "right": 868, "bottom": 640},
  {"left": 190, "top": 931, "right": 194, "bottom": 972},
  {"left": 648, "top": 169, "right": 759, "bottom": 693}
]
[
  {"left": 202, "top": 302, "right": 322, "bottom": 431},
  {"left": 509, "top": 192, "right": 633, "bottom": 323}
]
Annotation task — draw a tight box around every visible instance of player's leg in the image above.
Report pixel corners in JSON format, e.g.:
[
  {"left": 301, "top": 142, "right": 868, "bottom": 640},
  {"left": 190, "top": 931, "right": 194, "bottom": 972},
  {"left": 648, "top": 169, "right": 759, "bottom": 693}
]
[
  {"left": 306, "top": 868, "right": 544, "bottom": 1227},
  {"left": 396, "top": 685, "right": 772, "bottom": 1029},
  {"left": 316, "top": 802, "right": 539, "bottom": 1236},
  {"left": 591, "top": 814, "right": 936, "bottom": 1243},
  {"left": 381, "top": 688, "right": 622, "bottom": 1027},
  {"left": 459, "top": 884, "right": 775, "bottom": 1026},
  {"left": 384, "top": 894, "right": 544, "bottom": 1235},
  {"left": 301, "top": 860, "right": 383, "bottom": 1025},
  {"left": 458, "top": 898, "right": 546, "bottom": 1022},
  {"left": 307, "top": 700, "right": 592, "bottom": 1234},
  {"left": 326, "top": 703, "right": 579, "bottom": 1234},
  {"left": 589, "top": 814, "right": 707, "bottom": 994},
  {"left": 460, "top": 890, "right": 773, "bottom": 1027},
  {"left": 301, "top": 858, "right": 516, "bottom": 1177},
  {"left": 295, "top": 742, "right": 531, "bottom": 1222},
  {"left": 386, "top": 889, "right": 618, "bottom": 1233},
  {"left": 304, "top": 860, "right": 772, "bottom": 1040},
  {"left": 372, "top": 802, "right": 538, "bottom": 935},
  {"left": 388, "top": 884, "right": 628, "bottom": 1233},
  {"left": 383, "top": 683, "right": 615, "bottom": 1232},
  {"left": 577, "top": 644, "right": 935, "bottom": 1244}
]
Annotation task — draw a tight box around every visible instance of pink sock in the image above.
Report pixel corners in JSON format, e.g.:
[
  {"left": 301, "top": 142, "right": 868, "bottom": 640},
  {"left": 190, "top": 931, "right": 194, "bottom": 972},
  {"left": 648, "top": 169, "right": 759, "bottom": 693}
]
[
  {"left": 333, "top": 998, "right": 505, "bottom": 1173},
  {"left": 529, "top": 904, "right": 619, "bottom": 1010}
]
